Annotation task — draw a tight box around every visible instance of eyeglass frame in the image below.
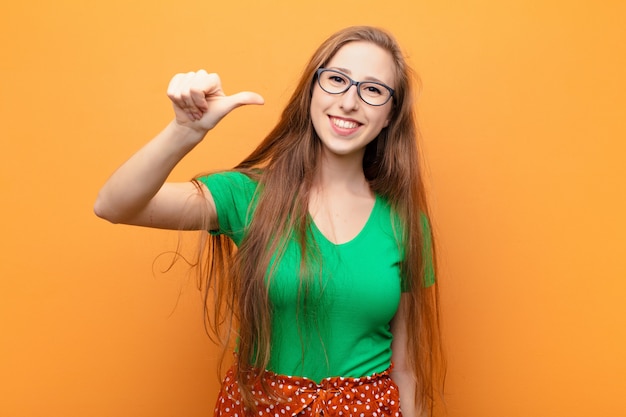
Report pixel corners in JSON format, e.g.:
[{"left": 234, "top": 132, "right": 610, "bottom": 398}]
[{"left": 315, "top": 68, "right": 395, "bottom": 106}]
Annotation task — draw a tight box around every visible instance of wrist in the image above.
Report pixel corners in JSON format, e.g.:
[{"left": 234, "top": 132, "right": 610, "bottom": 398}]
[
  {"left": 160, "top": 120, "right": 210, "bottom": 153},
  {"left": 169, "top": 119, "right": 210, "bottom": 139}
]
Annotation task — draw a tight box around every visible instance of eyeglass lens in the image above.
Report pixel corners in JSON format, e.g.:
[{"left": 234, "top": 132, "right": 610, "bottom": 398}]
[{"left": 317, "top": 69, "right": 392, "bottom": 106}]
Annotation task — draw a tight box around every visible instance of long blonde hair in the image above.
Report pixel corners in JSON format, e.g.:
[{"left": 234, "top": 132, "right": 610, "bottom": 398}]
[{"left": 194, "top": 25, "right": 445, "bottom": 415}]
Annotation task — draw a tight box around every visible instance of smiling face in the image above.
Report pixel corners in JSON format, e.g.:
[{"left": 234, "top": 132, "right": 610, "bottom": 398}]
[{"left": 310, "top": 41, "right": 396, "bottom": 160}]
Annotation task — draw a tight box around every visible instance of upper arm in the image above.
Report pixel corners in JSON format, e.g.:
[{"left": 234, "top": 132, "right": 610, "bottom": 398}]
[{"left": 120, "top": 181, "right": 218, "bottom": 231}]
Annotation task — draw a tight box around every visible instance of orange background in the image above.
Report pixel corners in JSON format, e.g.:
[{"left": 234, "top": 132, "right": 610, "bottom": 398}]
[{"left": 1, "top": 1, "right": 625, "bottom": 416}]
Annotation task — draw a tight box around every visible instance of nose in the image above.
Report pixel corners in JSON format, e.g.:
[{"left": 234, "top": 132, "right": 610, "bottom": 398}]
[{"left": 339, "top": 84, "right": 360, "bottom": 111}]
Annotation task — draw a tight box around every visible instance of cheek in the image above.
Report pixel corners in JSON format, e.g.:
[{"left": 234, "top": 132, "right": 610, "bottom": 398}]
[
  {"left": 370, "top": 106, "right": 393, "bottom": 129},
  {"left": 382, "top": 104, "right": 394, "bottom": 128},
  {"left": 310, "top": 86, "right": 329, "bottom": 111},
  {"left": 310, "top": 88, "right": 334, "bottom": 126},
  {"left": 310, "top": 89, "right": 326, "bottom": 135}
]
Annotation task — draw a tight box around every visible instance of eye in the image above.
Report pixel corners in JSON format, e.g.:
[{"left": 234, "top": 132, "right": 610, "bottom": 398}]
[
  {"left": 327, "top": 74, "right": 347, "bottom": 85},
  {"left": 362, "top": 83, "right": 384, "bottom": 97}
]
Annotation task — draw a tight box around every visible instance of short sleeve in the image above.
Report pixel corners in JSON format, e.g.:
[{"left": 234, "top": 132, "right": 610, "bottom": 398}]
[
  {"left": 421, "top": 213, "right": 436, "bottom": 288},
  {"left": 400, "top": 212, "right": 436, "bottom": 291},
  {"left": 197, "top": 171, "right": 259, "bottom": 246}
]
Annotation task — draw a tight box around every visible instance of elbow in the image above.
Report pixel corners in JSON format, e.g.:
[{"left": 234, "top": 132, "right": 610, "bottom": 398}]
[{"left": 93, "top": 194, "right": 122, "bottom": 224}]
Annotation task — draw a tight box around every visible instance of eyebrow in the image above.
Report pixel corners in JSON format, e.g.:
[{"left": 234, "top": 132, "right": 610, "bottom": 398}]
[{"left": 328, "top": 67, "right": 391, "bottom": 85}]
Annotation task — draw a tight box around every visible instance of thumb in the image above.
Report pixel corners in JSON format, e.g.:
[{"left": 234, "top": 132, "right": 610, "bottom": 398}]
[{"left": 222, "top": 91, "right": 265, "bottom": 111}]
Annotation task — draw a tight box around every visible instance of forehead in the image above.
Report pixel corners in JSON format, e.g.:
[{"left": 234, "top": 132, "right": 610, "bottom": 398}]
[{"left": 326, "top": 41, "right": 396, "bottom": 87}]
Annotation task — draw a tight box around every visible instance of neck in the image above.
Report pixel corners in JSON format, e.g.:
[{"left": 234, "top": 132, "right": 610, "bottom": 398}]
[{"left": 313, "top": 148, "right": 370, "bottom": 195}]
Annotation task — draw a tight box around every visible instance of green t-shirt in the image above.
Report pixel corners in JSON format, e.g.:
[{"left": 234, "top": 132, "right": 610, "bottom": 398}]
[{"left": 199, "top": 171, "right": 434, "bottom": 382}]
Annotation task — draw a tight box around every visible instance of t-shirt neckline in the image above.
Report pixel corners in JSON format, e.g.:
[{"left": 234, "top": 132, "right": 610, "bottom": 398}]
[{"left": 309, "top": 195, "right": 380, "bottom": 247}]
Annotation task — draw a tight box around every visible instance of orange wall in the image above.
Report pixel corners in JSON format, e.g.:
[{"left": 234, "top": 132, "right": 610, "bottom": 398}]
[{"left": 1, "top": 1, "right": 625, "bottom": 416}]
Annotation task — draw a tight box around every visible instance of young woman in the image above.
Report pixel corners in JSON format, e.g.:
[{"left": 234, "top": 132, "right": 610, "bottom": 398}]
[{"left": 95, "top": 26, "right": 444, "bottom": 417}]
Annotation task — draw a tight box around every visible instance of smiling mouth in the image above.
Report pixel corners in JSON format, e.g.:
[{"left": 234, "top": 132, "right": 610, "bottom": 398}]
[{"left": 330, "top": 116, "right": 361, "bottom": 129}]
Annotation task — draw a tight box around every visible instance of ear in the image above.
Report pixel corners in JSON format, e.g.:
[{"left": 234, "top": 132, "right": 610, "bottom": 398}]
[
  {"left": 383, "top": 111, "right": 393, "bottom": 128},
  {"left": 383, "top": 102, "right": 395, "bottom": 128}
]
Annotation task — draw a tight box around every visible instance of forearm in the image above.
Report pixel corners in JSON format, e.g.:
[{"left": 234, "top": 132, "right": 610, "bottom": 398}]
[
  {"left": 94, "top": 121, "right": 206, "bottom": 223},
  {"left": 391, "top": 293, "right": 428, "bottom": 417},
  {"left": 392, "top": 368, "right": 426, "bottom": 417},
  {"left": 95, "top": 70, "right": 263, "bottom": 227}
]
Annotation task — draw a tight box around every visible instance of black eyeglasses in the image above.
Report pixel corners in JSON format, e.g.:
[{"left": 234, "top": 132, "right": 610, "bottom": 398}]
[{"left": 315, "top": 68, "right": 395, "bottom": 106}]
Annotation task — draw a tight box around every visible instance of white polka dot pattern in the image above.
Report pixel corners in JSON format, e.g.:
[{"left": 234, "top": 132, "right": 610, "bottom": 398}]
[{"left": 214, "top": 366, "right": 402, "bottom": 417}]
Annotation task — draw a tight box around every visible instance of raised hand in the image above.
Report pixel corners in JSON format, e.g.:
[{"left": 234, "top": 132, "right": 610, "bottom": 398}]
[{"left": 167, "top": 70, "right": 264, "bottom": 133}]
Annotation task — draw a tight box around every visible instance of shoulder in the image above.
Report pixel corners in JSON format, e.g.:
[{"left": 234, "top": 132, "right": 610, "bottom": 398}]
[
  {"left": 197, "top": 170, "right": 258, "bottom": 191},
  {"left": 197, "top": 170, "right": 261, "bottom": 204},
  {"left": 196, "top": 171, "right": 261, "bottom": 242},
  {"left": 374, "top": 194, "right": 432, "bottom": 234}
]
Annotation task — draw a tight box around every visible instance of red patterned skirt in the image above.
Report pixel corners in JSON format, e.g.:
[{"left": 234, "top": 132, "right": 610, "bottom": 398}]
[{"left": 214, "top": 365, "right": 402, "bottom": 417}]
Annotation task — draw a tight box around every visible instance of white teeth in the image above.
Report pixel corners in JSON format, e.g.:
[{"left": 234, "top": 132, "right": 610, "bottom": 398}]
[{"left": 332, "top": 117, "right": 359, "bottom": 129}]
